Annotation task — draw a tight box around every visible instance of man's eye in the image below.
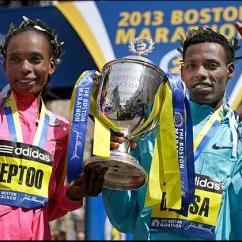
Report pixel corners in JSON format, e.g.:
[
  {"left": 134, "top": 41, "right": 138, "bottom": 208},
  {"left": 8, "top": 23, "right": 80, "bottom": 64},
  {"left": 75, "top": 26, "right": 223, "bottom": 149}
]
[
  {"left": 207, "top": 63, "right": 218, "bottom": 69},
  {"left": 9, "top": 56, "right": 19, "bottom": 63},
  {"left": 184, "top": 63, "right": 196, "bottom": 69}
]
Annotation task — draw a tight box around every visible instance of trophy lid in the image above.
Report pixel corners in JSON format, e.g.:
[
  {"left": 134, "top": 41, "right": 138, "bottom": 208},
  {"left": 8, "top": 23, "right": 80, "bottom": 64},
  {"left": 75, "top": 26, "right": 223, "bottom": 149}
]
[
  {"left": 125, "top": 36, "right": 155, "bottom": 64},
  {"left": 102, "top": 36, "right": 163, "bottom": 74}
]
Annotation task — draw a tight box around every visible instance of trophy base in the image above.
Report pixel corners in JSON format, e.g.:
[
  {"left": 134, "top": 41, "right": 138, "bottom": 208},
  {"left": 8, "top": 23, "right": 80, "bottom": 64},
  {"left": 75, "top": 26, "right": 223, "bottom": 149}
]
[{"left": 85, "top": 151, "right": 147, "bottom": 190}]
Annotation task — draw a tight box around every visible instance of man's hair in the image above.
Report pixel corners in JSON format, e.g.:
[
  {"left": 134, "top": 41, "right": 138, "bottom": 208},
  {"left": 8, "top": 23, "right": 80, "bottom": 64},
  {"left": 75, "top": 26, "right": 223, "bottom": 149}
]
[
  {"left": 178, "top": 26, "right": 241, "bottom": 64},
  {"left": 0, "top": 16, "right": 64, "bottom": 64}
]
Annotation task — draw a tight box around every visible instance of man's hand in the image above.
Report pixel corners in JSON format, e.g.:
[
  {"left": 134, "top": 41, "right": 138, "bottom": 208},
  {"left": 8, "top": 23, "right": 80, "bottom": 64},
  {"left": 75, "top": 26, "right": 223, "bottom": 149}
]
[
  {"left": 110, "top": 131, "right": 137, "bottom": 150},
  {"left": 235, "top": 22, "right": 242, "bottom": 37},
  {"left": 110, "top": 132, "right": 125, "bottom": 150},
  {"left": 66, "top": 166, "right": 108, "bottom": 200}
]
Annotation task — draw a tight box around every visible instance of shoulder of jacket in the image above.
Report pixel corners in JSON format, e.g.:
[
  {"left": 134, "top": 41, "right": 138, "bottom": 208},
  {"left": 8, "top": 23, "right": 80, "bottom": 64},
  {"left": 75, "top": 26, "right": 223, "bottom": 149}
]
[{"left": 47, "top": 110, "right": 69, "bottom": 130}]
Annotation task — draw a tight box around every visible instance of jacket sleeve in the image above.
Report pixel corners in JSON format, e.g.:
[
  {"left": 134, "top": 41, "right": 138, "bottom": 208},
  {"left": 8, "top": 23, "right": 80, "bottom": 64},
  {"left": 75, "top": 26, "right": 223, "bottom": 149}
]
[
  {"left": 228, "top": 156, "right": 242, "bottom": 240},
  {"left": 102, "top": 188, "right": 140, "bottom": 233},
  {"left": 44, "top": 119, "right": 83, "bottom": 221}
]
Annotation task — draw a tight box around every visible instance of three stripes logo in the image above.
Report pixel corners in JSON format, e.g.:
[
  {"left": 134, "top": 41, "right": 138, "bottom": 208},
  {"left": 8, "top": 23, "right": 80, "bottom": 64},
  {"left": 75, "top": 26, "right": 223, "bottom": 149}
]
[{"left": 0, "top": 143, "right": 14, "bottom": 155}]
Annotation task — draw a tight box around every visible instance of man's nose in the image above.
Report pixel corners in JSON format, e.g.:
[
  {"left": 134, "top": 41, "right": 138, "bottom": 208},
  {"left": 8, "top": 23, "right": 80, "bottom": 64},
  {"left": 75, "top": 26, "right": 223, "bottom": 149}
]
[{"left": 195, "top": 65, "right": 207, "bottom": 80}]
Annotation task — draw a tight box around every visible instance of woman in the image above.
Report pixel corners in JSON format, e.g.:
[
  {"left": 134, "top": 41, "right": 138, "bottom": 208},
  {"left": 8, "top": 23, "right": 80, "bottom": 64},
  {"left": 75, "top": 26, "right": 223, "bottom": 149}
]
[{"left": 0, "top": 16, "right": 106, "bottom": 240}]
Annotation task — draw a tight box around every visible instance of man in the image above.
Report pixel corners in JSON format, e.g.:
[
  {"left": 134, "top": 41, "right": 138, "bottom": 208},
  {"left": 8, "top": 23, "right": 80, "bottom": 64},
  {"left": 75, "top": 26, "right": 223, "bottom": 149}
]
[{"left": 102, "top": 22, "right": 242, "bottom": 240}]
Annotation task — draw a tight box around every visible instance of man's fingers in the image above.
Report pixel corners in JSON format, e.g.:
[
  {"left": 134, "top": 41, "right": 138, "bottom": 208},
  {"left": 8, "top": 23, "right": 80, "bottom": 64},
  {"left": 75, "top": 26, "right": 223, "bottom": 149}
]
[
  {"left": 111, "top": 136, "right": 125, "bottom": 144},
  {"left": 130, "top": 141, "right": 137, "bottom": 149}
]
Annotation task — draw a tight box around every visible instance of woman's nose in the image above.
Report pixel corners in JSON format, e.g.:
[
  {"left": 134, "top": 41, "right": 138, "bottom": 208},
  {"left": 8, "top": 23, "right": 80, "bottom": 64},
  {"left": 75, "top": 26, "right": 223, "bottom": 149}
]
[{"left": 21, "top": 60, "right": 32, "bottom": 74}]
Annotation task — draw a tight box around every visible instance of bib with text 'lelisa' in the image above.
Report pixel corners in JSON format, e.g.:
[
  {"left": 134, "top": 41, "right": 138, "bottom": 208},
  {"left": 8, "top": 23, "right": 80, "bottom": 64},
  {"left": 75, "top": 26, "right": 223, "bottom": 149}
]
[{"left": 150, "top": 174, "right": 223, "bottom": 240}]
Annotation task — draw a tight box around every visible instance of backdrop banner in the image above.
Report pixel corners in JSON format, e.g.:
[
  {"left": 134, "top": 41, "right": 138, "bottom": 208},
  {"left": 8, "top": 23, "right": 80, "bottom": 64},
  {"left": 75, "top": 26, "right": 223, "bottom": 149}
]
[{"left": 0, "top": 1, "right": 242, "bottom": 108}]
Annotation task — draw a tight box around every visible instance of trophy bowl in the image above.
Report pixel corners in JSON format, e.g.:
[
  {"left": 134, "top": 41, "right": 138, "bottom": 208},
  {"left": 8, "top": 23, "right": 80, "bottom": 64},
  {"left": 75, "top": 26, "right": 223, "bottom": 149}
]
[{"left": 85, "top": 38, "right": 167, "bottom": 190}]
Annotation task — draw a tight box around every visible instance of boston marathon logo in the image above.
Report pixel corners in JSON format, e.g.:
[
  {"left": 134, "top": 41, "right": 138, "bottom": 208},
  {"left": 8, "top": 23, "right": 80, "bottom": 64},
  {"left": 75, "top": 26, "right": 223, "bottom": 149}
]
[{"left": 0, "top": 140, "right": 51, "bottom": 163}]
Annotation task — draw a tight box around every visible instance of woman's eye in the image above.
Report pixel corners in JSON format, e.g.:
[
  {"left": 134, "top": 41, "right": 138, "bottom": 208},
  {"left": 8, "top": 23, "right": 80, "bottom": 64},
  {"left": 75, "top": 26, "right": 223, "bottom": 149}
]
[{"left": 30, "top": 56, "right": 42, "bottom": 64}]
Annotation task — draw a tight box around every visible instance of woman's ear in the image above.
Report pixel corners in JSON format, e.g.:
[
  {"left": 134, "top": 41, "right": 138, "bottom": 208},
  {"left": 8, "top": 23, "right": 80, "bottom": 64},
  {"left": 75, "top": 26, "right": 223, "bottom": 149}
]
[{"left": 48, "top": 58, "right": 56, "bottom": 75}]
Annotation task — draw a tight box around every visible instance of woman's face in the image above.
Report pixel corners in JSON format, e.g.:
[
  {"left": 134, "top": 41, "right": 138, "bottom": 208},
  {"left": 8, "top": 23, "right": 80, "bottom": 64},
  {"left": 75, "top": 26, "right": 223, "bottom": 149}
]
[{"left": 4, "top": 31, "right": 56, "bottom": 97}]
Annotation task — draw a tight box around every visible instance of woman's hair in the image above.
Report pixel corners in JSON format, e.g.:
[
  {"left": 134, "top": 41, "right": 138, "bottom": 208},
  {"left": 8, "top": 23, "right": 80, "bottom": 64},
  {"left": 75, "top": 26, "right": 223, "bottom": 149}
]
[
  {"left": 0, "top": 16, "right": 64, "bottom": 64},
  {"left": 177, "top": 26, "right": 241, "bottom": 64}
]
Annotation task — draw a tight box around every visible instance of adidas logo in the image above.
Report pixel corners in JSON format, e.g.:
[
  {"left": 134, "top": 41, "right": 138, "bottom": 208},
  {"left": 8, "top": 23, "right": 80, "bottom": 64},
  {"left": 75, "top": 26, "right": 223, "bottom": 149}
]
[
  {"left": 195, "top": 175, "right": 223, "bottom": 192},
  {"left": 0, "top": 144, "right": 50, "bottom": 163}
]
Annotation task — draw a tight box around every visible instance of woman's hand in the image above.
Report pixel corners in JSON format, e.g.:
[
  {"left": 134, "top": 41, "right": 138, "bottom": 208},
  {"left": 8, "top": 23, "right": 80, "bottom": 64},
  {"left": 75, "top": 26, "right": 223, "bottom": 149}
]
[{"left": 66, "top": 166, "right": 108, "bottom": 200}]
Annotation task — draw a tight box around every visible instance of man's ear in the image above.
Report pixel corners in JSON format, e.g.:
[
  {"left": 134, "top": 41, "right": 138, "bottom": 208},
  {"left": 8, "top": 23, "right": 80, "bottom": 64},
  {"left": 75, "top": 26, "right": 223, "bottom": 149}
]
[
  {"left": 227, "top": 63, "right": 234, "bottom": 80},
  {"left": 3, "top": 61, "right": 6, "bottom": 72},
  {"left": 180, "top": 65, "right": 185, "bottom": 79}
]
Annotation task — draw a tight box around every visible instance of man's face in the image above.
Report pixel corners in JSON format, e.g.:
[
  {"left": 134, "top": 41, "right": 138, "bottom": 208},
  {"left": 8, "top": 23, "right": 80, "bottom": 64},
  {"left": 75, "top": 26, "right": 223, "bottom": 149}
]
[
  {"left": 181, "top": 42, "right": 234, "bottom": 107},
  {"left": 4, "top": 31, "right": 56, "bottom": 97}
]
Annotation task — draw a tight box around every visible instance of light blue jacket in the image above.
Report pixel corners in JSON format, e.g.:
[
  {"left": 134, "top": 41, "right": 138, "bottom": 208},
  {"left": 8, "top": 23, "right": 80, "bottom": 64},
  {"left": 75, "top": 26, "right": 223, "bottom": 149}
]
[{"left": 102, "top": 102, "right": 242, "bottom": 240}]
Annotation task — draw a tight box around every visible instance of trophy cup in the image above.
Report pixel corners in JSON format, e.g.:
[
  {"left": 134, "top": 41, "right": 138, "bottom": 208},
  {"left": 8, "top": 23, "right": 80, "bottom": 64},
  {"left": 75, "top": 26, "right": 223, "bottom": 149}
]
[{"left": 85, "top": 37, "right": 167, "bottom": 190}]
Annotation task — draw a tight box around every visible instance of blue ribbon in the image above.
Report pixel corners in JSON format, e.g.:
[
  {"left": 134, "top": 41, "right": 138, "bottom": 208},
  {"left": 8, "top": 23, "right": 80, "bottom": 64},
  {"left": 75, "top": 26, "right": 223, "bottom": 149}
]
[
  {"left": 5, "top": 107, "right": 17, "bottom": 142},
  {"left": 38, "top": 114, "right": 50, "bottom": 148},
  {"left": 167, "top": 73, "right": 195, "bottom": 216},
  {"left": 67, "top": 70, "right": 95, "bottom": 182}
]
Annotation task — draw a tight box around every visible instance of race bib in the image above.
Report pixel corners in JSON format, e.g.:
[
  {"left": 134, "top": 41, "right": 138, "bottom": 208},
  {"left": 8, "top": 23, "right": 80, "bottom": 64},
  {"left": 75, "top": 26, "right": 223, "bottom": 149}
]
[
  {"left": 0, "top": 140, "right": 53, "bottom": 208},
  {"left": 150, "top": 174, "right": 224, "bottom": 240}
]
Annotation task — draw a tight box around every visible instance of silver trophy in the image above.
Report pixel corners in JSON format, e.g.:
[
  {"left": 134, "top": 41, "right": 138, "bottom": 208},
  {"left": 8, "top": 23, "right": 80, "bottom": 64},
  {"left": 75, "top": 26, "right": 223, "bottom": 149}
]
[{"left": 85, "top": 37, "right": 166, "bottom": 190}]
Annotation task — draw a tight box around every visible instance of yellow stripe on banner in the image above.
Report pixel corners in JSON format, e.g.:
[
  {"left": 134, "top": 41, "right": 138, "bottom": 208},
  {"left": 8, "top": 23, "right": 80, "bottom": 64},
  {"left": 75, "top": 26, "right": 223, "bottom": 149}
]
[
  {"left": 0, "top": 156, "right": 51, "bottom": 197},
  {"left": 55, "top": 2, "right": 106, "bottom": 71},
  {"left": 231, "top": 85, "right": 242, "bottom": 111},
  {"left": 144, "top": 129, "right": 165, "bottom": 207},
  {"left": 193, "top": 106, "right": 223, "bottom": 151},
  {"left": 145, "top": 82, "right": 182, "bottom": 209},
  {"left": 145, "top": 83, "right": 165, "bottom": 207},
  {"left": 160, "top": 82, "right": 181, "bottom": 209},
  {"left": 93, "top": 117, "right": 110, "bottom": 158}
]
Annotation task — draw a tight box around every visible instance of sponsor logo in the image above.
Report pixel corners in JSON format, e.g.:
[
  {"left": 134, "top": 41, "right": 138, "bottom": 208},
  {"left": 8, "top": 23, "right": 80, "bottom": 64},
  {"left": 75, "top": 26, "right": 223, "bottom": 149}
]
[
  {"left": 174, "top": 111, "right": 184, "bottom": 128},
  {"left": 195, "top": 175, "right": 223, "bottom": 192},
  {"left": 212, "top": 144, "right": 232, "bottom": 150},
  {"left": 0, "top": 144, "right": 51, "bottom": 163}
]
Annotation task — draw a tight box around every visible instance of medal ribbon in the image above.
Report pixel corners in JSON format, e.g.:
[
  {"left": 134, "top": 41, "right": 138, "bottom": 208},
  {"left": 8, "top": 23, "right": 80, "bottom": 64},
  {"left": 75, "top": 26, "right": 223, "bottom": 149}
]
[
  {"left": 4, "top": 93, "right": 50, "bottom": 147},
  {"left": 145, "top": 76, "right": 189, "bottom": 209},
  {"left": 67, "top": 70, "right": 95, "bottom": 182},
  {"left": 68, "top": 70, "right": 125, "bottom": 183},
  {"left": 166, "top": 74, "right": 195, "bottom": 215}
]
